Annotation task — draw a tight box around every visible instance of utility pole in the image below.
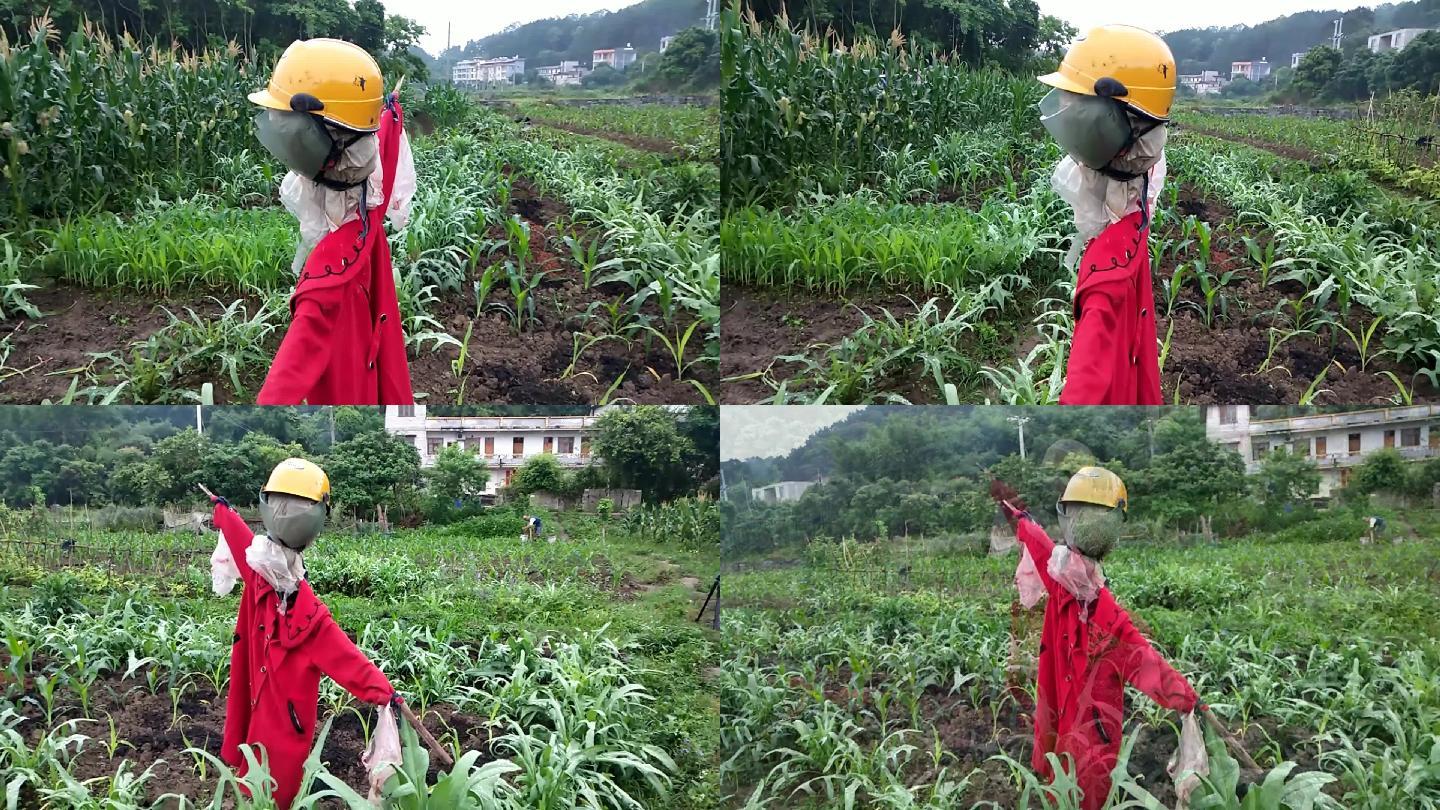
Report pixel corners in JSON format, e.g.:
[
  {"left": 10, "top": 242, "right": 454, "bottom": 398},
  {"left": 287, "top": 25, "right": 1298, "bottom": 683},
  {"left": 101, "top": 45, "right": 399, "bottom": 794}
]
[
  {"left": 329, "top": 406, "right": 336, "bottom": 446},
  {"left": 1008, "top": 415, "right": 1031, "bottom": 461},
  {"left": 195, "top": 405, "right": 203, "bottom": 436},
  {"left": 704, "top": 0, "right": 718, "bottom": 30},
  {"left": 1332, "top": 16, "right": 1343, "bottom": 50}
]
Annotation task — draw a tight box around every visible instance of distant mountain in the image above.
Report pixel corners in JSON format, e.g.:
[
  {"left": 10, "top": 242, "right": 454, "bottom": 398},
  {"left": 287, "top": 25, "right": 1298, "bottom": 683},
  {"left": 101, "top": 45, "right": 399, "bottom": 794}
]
[
  {"left": 1163, "top": 0, "right": 1440, "bottom": 74},
  {"left": 420, "top": 0, "right": 707, "bottom": 79}
]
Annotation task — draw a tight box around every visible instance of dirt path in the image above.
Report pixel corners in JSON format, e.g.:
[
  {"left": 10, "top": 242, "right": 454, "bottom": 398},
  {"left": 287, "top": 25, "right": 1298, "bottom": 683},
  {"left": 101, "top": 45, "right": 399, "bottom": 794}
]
[{"left": 526, "top": 120, "right": 687, "bottom": 158}]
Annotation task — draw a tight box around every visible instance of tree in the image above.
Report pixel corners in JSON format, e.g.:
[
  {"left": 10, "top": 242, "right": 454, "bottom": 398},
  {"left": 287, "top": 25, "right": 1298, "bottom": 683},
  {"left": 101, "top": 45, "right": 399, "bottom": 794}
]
[
  {"left": 1389, "top": 31, "right": 1440, "bottom": 94},
  {"left": 582, "top": 64, "right": 627, "bottom": 88},
  {"left": 1253, "top": 449, "right": 1321, "bottom": 506},
  {"left": 150, "top": 430, "right": 210, "bottom": 503},
  {"left": 510, "top": 454, "right": 571, "bottom": 500},
  {"left": 591, "top": 407, "right": 694, "bottom": 501},
  {"left": 381, "top": 14, "right": 430, "bottom": 83},
  {"left": 1293, "top": 46, "right": 1342, "bottom": 99},
  {"left": 648, "top": 27, "right": 718, "bottom": 89},
  {"left": 324, "top": 430, "right": 421, "bottom": 513},
  {"left": 351, "top": 0, "right": 385, "bottom": 53},
  {"left": 425, "top": 444, "right": 490, "bottom": 502},
  {"left": 1349, "top": 448, "right": 1408, "bottom": 497}
]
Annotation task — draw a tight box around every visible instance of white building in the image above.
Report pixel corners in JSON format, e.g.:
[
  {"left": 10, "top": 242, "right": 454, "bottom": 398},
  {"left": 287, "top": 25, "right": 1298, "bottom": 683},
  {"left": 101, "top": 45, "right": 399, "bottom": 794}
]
[
  {"left": 536, "top": 60, "right": 588, "bottom": 87},
  {"left": 453, "top": 56, "right": 526, "bottom": 86},
  {"left": 592, "top": 45, "right": 637, "bottom": 70},
  {"left": 1179, "top": 70, "right": 1226, "bottom": 95},
  {"left": 660, "top": 35, "right": 677, "bottom": 52},
  {"left": 1229, "top": 59, "right": 1271, "bottom": 81},
  {"left": 1291, "top": 51, "right": 1306, "bottom": 68},
  {"left": 1205, "top": 405, "right": 1440, "bottom": 497},
  {"left": 1368, "top": 28, "right": 1433, "bottom": 53},
  {"left": 751, "top": 480, "right": 815, "bottom": 503},
  {"left": 384, "top": 405, "right": 599, "bottom": 494}
]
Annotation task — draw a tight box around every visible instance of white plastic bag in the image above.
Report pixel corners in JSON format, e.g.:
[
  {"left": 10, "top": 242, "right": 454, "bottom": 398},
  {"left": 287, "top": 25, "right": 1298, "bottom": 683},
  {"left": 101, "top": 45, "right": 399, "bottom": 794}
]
[
  {"left": 1015, "top": 546, "right": 1046, "bottom": 608},
  {"left": 362, "top": 704, "right": 402, "bottom": 802},
  {"left": 1168, "top": 710, "right": 1210, "bottom": 809},
  {"left": 210, "top": 534, "right": 240, "bottom": 596}
]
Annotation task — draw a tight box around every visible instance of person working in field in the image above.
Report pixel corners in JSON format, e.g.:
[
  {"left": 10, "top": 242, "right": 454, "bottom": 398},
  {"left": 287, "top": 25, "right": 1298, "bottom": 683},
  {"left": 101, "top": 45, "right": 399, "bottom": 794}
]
[
  {"left": 249, "top": 39, "right": 416, "bottom": 405},
  {"left": 1038, "top": 26, "right": 1174, "bottom": 405},
  {"left": 208, "top": 458, "right": 400, "bottom": 806},
  {"left": 991, "top": 469, "right": 1203, "bottom": 809}
]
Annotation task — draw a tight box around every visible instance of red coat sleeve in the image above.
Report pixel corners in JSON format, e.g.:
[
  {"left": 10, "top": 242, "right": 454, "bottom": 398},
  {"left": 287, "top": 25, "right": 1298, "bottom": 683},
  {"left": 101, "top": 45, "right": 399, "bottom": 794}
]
[
  {"left": 307, "top": 617, "right": 394, "bottom": 705},
  {"left": 258, "top": 295, "right": 335, "bottom": 405},
  {"left": 1015, "top": 517, "right": 1060, "bottom": 594},
  {"left": 1059, "top": 288, "right": 1118, "bottom": 406},
  {"left": 1110, "top": 608, "right": 1198, "bottom": 712},
  {"left": 213, "top": 502, "right": 256, "bottom": 585}
]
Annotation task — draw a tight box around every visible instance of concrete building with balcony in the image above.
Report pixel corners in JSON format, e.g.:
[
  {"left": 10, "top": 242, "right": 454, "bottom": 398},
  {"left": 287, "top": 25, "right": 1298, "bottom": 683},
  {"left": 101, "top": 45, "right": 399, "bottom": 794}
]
[
  {"left": 750, "top": 480, "right": 815, "bottom": 503},
  {"left": 1230, "top": 59, "right": 1271, "bottom": 81},
  {"left": 453, "top": 56, "right": 526, "bottom": 86},
  {"left": 384, "top": 406, "right": 600, "bottom": 493},
  {"left": 536, "top": 60, "right": 588, "bottom": 86},
  {"left": 1206, "top": 405, "right": 1440, "bottom": 497},
  {"left": 1180, "top": 70, "right": 1226, "bottom": 95},
  {"left": 592, "top": 45, "right": 637, "bottom": 70},
  {"left": 1368, "top": 28, "right": 1434, "bottom": 53}
]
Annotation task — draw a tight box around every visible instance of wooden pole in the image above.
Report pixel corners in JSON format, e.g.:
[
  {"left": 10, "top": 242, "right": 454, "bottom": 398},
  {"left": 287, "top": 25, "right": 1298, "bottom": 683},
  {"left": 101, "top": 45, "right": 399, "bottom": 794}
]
[
  {"left": 398, "top": 700, "right": 454, "bottom": 766},
  {"left": 1204, "top": 709, "right": 1261, "bottom": 772}
]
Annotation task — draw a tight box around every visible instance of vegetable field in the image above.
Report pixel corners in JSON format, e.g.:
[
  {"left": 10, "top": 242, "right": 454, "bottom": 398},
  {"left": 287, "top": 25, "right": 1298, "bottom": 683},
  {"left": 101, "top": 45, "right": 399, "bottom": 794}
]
[
  {"left": 0, "top": 21, "right": 719, "bottom": 404},
  {"left": 0, "top": 507, "right": 720, "bottom": 807},
  {"left": 718, "top": 12, "right": 1440, "bottom": 405},
  {"left": 721, "top": 509, "right": 1440, "bottom": 808}
]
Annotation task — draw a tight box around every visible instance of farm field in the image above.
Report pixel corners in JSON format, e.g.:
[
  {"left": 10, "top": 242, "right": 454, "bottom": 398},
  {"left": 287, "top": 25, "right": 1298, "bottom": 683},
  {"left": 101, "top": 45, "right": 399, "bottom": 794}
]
[
  {"left": 0, "top": 501, "right": 721, "bottom": 808},
  {"left": 718, "top": 14, "right": 1440, "bottom": 405},
  {"left": 721, "top": 509, "right": 1440, "bottom": 809},
  {"left": 0, "top": 26, "right": 718, "bottom": 404}
]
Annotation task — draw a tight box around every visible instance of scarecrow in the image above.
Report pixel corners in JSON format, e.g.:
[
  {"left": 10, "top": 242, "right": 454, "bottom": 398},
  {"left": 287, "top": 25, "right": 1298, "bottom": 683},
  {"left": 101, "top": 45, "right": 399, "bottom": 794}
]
[
  {"left": 207, "top": 458, "right": 401, "bottom": 806},
  {"left": 990, "top": 469, "right": 1203, "bottom": 809},
  {"left": 249, "top": 38, "right": 416, "bottom": 405},
  {"left": 1037, "top": 25, "right": 1174, "bottom": 405}
]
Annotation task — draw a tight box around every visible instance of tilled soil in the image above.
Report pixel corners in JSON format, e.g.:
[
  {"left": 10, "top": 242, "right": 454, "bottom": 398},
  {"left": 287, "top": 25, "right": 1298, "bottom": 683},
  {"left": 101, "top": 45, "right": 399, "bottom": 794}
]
[
  {"left": 8, "top": 672, "right": 497, "bottom": 808},
  {"left": 721, "top": 183, "right": 1435, "bottom": 405},
  {"left": 719, "top": 283, "right": 942, "bottom": 403},
  {"left": 1, "top": 178, "right": 713, "bottom": 405},
  {"left": 526, "top": 119, "right": 689, "bottom": 158}
]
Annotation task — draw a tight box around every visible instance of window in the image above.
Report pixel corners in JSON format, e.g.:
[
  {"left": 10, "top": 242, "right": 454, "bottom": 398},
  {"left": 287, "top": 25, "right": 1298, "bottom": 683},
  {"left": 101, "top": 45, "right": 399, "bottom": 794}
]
[
  {"left": 558, "top": 436, "right": 575, "bottom": 454},
  {"left": 1384, "top": 429, "right": 1395, "bottom": 448},
  {"left": 1349, "top": 433, "right": 1361, "bottom": 454},
  {"left": 544, "top": 436, "right": 554, "bottom": 453},
  {"left": 513, "top": 437, "right": 524, "bottom": 456},
  {"left": 427, "top": 437, "right": 443, "bottom": 456},
  {"left": 1340, "top": 468, "right": 1351, "bottom": 486},
  {"left": 1315, "top": 436, "right": 1327, "bottom": 457},
  {"left": 1295, "top": 440, "right": 1309, "bottom": 457},
  {"left": 1402, "top": 427, "right": 1421, "bottom": 447},
  {"left": 504, "top": 469, "right": 516, "bottom": 486},
  {"left": 580, "top": 437, "right": 589, "bottom": 457},
  {"left": 484, "top": 437, "right": 494, "bottom": 456},
  {"left": 1253, "top": 440, "right": 1269, "bottom": 461},
  {"left": 1432, "top": 427, "right": 1440, "bottom": 450},
  {"left": 1219, "top": 405, "right": 1239, "bottom": 425},
  {"left": 398, "top": 405, "right": 415, "bottom": 418}
]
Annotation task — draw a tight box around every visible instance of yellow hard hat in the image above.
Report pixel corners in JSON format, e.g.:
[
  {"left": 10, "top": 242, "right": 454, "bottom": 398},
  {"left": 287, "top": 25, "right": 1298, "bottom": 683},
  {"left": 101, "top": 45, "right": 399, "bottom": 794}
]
[
  {"left": 1038, "top": 25, "right": 1176, "bottom": 121},
  {"left": 262, "top": 458, "right": 331, "bottom": 504},
  {"left": 248, "top": 39, "right": 384, "bottom": 132},
  {"left": 1059, "top": 466, "right": 1128, "bottom": 514}
]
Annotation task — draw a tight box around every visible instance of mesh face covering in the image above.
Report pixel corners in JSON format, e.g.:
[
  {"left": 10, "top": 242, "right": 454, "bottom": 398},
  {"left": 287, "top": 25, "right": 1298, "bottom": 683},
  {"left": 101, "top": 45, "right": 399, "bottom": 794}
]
[
  {"left": 255, "top": 110, "right": 336, "bottom": 178},
  {"left": 259, "top": 491, "right": 327, "bottom": 552},
  {"left": 1039, "top": 89, "right": 1133, "bottom": 171},
  {"left": 1059, "top": 503, "right": 1123, "bottom": 559}
]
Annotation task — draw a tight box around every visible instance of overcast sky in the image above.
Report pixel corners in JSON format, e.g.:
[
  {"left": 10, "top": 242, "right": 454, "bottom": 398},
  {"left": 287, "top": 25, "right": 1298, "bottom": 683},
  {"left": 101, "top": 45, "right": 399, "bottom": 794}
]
[
  {"left": 1038, "top": 0, "right": 1351, "bottom": 36},
  {"left": 392, "top": 1, "right": 1357, "bottom": 54},
  {"left": 383, "top": 0, "right": 634, "bottom": 55},
  {"left": 721, "top": 406, "right": 865, "bottom": 462}
]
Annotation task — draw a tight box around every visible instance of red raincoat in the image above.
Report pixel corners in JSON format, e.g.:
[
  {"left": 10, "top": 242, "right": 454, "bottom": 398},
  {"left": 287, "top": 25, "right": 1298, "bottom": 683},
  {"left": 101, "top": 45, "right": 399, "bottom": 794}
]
[
  {"left": 1014, "top": 515, "right": 1197, "bottom": 809},
  {"left": 256, "top": 98, "right": 413, "bottom": 406},
  {"left": 214, "top": 503, "right": 393, "bottom": 808},
  {"left": 1059, "top": 211, "right": 1162, "bottom": 405}
]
